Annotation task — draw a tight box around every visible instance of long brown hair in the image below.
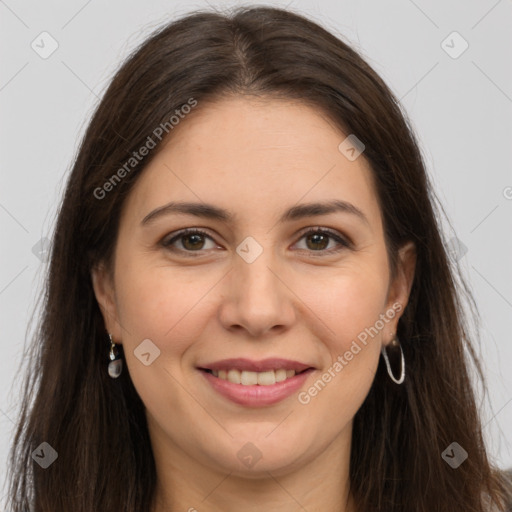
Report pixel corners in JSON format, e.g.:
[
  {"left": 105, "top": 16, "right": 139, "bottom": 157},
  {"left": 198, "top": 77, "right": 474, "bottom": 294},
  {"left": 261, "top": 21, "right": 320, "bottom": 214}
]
[{"left": 7, "top": 6, "right": 511, "bottom": 511}]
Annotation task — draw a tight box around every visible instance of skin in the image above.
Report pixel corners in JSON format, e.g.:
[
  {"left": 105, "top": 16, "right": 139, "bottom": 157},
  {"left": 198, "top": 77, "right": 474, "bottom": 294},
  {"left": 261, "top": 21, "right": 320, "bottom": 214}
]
[{"left": 92, "top": 95, "right": 416, "bottom": 512}]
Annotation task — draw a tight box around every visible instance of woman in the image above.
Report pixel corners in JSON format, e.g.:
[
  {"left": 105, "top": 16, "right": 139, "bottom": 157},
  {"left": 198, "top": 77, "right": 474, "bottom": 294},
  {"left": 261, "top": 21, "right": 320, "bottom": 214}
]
[{"left": 7, "top": 5, "right": 512, "bottom": 512}]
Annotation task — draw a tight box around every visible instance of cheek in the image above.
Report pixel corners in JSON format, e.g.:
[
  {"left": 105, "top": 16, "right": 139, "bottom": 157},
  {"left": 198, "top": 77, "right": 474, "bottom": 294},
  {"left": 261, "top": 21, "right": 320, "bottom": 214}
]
[
  {"left": 113, "top": 252, "right": 216, "bottom": 358},
  {"left": 292, "top": 259, "right": 390, "bottom": 408},
  {"left": 112, "top": 259, "right": 211, "bottom": 412},
  {"left": 300, "top": 263, "right": 390, "bottom": 347},
  {"left": 295, "top": 269, "right": 386, "bottom": 417}
]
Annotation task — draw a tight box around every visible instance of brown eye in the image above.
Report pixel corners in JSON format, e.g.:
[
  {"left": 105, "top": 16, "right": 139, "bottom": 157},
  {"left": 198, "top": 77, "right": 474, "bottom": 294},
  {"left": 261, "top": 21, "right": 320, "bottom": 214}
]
[
  {"left": 162, "top": 228, "right": 218, "bottom": 255},
  {"left": 305, "top": 232, "right": 330, "bottom": 250},
  {"left": 294, "top": 228, "right": 351, "bottom": 254},
  {"left": 181, "top": 233, "right": 206, "bottom": 250},
  {"left": 161, "top": 227, "right": 350, "bottom": 257}
]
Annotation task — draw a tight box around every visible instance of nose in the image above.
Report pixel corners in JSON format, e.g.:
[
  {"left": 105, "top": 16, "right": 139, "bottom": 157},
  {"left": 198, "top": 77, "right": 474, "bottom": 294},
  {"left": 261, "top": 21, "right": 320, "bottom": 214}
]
[{"left": 218, "top": 249, "right": 297, "bottom": 339}]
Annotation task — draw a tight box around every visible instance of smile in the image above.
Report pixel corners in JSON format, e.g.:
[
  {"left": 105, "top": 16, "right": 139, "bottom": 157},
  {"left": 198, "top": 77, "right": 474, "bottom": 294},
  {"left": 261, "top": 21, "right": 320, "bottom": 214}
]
[{"left": 198, "top": 366, "right": 315, "bottom": 407}]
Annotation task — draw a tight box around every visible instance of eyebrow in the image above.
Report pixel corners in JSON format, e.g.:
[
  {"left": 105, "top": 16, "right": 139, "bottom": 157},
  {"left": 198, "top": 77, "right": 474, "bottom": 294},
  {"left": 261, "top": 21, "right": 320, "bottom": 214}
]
[{"left": 141, "top": 199, "right": 370, "bottom": 227}]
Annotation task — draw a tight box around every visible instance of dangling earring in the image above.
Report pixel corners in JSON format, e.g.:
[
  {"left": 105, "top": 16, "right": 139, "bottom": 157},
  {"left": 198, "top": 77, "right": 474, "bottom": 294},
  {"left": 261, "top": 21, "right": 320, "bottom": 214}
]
[
  {"left": 108, "top": 333, "right": 123, "bottom": 379},
  {"left": 381, "top": 334, "right": 405, "bottom": 385}
]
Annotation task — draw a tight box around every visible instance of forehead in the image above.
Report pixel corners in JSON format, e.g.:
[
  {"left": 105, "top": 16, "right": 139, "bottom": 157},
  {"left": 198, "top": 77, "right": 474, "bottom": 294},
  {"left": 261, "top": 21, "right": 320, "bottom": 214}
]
[{"left": 120, "top": 96, "right": 382, "bottom": 230}]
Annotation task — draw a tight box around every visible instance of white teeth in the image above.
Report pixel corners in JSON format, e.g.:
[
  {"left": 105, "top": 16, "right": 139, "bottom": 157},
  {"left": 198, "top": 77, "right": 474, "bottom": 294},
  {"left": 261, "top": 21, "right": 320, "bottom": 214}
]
[
  {"left": 227, "top": 369, "right": 241, "bottom": 384},
  {"left": 257, "top": 371, "right": 275, "bottom": 385},
  {"left": 275, "top": 369, "right": 287, "bottom": 382},
  {"left": 213, "top": 368, "right": 298, "bottom": 385},
  {"left": 241, "top": 371, "right": 258, "bottom": 385}
]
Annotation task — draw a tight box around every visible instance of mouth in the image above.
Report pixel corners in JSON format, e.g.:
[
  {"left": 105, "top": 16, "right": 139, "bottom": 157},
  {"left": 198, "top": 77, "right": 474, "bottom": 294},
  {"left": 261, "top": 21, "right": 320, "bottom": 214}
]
[
  {"left": 198, "top": 367, "right": 312, "bottom": 386},
  {"left": 196, "top": 358, "right": 316, "bottom": 407}
]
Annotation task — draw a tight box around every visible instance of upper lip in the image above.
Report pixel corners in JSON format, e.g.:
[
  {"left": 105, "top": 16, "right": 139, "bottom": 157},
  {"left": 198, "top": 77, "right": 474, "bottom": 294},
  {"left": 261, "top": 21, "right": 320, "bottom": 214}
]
[{"left": 198, "top": 358, "right": 314, "bottom": 373}]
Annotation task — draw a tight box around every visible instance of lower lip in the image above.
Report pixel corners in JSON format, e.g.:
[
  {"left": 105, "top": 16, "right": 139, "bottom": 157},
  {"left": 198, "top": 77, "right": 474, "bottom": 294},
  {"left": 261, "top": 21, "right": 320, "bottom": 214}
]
[{"left": 200, "top": 369, "right": 314, "bottom": 407}]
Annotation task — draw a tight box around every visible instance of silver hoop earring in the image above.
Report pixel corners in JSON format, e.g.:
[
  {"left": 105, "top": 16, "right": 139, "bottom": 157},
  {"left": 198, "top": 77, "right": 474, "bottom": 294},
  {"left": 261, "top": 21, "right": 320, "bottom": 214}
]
[
  {"left": 381, "top": 335, "right": 405, "bottom": 385},
  {"left": 108, "top": 333, "right": 123, "bottom": 379}
]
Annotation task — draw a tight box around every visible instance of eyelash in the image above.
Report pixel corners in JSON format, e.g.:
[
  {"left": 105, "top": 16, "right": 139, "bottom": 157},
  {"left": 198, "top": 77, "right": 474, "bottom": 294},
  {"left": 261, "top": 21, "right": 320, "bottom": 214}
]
[{"left": 161, "top": 227, "right": 351, "bottom": 257}]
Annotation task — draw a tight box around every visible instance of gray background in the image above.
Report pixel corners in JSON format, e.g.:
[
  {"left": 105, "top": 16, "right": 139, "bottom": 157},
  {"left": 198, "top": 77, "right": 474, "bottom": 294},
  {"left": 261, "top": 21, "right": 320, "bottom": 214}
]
[{"left": 1, "top": 0, "right": 511, "bottom": 505}]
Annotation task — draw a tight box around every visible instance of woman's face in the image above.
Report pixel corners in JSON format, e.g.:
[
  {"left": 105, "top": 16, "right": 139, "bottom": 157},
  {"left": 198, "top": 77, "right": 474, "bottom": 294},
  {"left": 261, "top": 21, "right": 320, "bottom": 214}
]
[{"left": 93, "top": 96, "right": 415, "bottom": 478}]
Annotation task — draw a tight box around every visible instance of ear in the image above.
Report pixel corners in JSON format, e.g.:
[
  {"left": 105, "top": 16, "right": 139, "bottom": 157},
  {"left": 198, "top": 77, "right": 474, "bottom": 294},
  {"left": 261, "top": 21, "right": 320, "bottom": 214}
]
[
  {"left": 91, "top": 263, "right": 123, "bottom": 343},
  {"left": 383, "top": 240, "right": 416, "bottom": 345}
]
